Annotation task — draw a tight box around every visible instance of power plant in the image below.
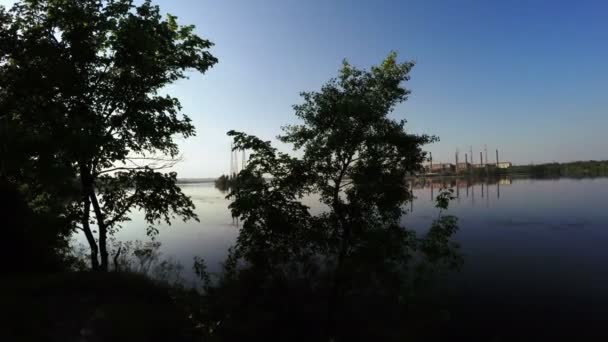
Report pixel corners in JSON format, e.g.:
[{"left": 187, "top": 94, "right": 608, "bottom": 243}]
[
  {"left": 425, "top": 146, "right": 512, "bottom": 175},
  {"left": 229, "top": 143, "right": 247, "bottom": 177}
]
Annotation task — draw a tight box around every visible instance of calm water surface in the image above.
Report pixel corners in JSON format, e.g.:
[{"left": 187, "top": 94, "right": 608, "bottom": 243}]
[{"left": 77, "top": 177, "right": 608, "bottom": 301}]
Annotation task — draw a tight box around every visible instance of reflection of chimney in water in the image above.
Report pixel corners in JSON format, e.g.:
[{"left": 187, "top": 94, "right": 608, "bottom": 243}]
[
  {"left": 486, "top": 181, "right": 490, "bottom": 206},
  {"left": 471, "top": 182, "right": 475, "bottom": 205}
]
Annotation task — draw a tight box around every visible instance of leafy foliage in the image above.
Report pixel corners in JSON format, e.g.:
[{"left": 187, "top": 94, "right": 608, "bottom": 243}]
[
  {"left": 199, "top": 53, "right": 461, "bottom": 341},
  {"left": 0, "top": 0, "right": 216, "bottom": 270},
  {"left": 98, "top": 170, "right": 197, "bottom": 236},
  {"left": 0, "top": 179, "right": 79, "bottom": 273}
]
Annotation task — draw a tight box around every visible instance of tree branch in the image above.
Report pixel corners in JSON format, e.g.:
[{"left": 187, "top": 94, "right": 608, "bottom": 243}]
[
  {"left": 95, "top": 156, "right": 181, "bottom": 176},
  {"left": 47, "top": 28, "right": 61, "bottom": 48},
  {"left": 339, "top": 180, "right": 354, "bottom": 189},
  {"left": 104, "top": 192, "right": 139, "bottom": 228}
]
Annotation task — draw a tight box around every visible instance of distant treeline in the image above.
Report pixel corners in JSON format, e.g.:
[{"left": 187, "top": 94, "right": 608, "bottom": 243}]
[
  {"left": 508, "top": 160, "right": 608, "bottom": 178},
  {"left": 214, "top": 174, "right": 237, "bottom": 192},
  {"left": 442, "top": 160, "right": 608, "bottom": 179}
]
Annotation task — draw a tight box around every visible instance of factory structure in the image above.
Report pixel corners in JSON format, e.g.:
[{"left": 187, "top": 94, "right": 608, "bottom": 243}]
[{"left": 424, "top": 146, "right": 512, "bottom": 175}]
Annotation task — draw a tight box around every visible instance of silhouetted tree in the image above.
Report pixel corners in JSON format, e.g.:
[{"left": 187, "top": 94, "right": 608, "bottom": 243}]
[
  {"left": 0, "top": 179, "right": 80, "bottom": 273},
  {"left": 0, "top": 0, "right": 217, "bottom": 271},
  {"left": 211, "top": 53, "right": 461, "bottom": 341}
]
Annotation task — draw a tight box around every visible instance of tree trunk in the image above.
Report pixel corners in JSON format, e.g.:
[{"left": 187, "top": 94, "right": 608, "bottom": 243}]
[
  {"left": 81, "top": 195, "right": 100, "bottom": 270},
  {"left": 326, "top": 210, "right": 351, "bottom": 341},
  {"left": 79, "top": 164, "right": 100, "bottom": 271},
  {"left": 326, "top": 165, "right": 352, "bottom": 340},
  {"left": 113, "top": 246, "right": 122, "bottom": 272},
  {"left": 89, "top": 190, "right": 109, "bottom": 271}
]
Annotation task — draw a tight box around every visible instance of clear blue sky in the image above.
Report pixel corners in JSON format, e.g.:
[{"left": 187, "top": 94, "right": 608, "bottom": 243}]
[{"left": 3, "top": 0, "right": 607, "bottom": 177}]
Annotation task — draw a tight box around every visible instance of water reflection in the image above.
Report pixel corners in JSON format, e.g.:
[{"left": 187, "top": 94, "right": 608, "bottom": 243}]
[
  {"left": 411, "top": 177, "right": 511, "bottom": 212},
  {"left": 68, "top": 177, "right": 608, "bottom": 338},
  {"left": 399, "top": 177, "right": 608, "bottom": 338},
  {"left": 79, "top": 177, "right": 608, "bottom": 313},
  {"left": 87, "top": 177, "right": 608, "bottom": 278}
]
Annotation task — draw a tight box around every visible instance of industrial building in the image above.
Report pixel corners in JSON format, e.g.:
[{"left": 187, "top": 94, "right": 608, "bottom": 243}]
[
  {"left": 426, "top": 163, "right": 455, "bottom": 173},
  {"left": 422, "top": 147, "right": 512, "bottom": 176},
  {"left": 456, "top": 162, "right": 470, "bottom": 171}
]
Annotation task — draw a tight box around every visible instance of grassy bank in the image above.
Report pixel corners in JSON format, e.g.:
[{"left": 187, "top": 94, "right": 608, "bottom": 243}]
[{"left": 0, "top": 272, "right": 200, "bottom": 342}]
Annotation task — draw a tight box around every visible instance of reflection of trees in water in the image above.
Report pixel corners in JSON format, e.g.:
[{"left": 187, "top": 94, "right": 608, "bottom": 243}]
[
  {"left": 214, "top": 174, "right": 237, "bottom": 194},
  {"left": 410, "top": 176, "right": 512, "bottom": 190}
]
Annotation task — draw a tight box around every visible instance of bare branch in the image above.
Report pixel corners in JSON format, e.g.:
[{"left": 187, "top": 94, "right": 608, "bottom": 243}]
[
  {"left": 339, "top": 181, "right": 354, "bottom": 189},
  {"left": 97, "top": 166, "right": 146, "bottom": 175},
  {"left": 125, "top": 156, "right": 183, "bottom": 162},
  {"left": 96, "top": 155, "right": 182, "bottom": 176},
  {"left": 97, "top": 163, "right": 175, "bottom": 175}
]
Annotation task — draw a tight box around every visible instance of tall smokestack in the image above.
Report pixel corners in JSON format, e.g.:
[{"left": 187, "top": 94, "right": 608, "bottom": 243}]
[
  {"left": 480, "top": 151, "right": 483, "bottom": 166},
  {"left": 496, "top": 149, "right": 499, "bottom": 165},
  {"left": 484, "top": 144, "right": 488, "bottom": 166},
  {"left": 465, "top": 153, "right": 468, "bottom": 164},
  {"left": 429, "top": 152, "right": 433, "bottom": 168},
  {"left": 470, "top": 146, "right": 474, "bottom": 165}
]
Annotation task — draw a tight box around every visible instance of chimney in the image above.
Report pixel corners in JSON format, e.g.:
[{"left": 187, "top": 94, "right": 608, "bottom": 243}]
[
  {"left": 470, "top": 146, "right": 474, "bottom": 164},
  {"left": 480, "top": 151, "right": 483, "bottom": 166},
  {"left": 484, "top": 144, "right": 488, "bottom": 166},
  {"left": 496, "top": 149, "right": 499, "bottom": 165}
]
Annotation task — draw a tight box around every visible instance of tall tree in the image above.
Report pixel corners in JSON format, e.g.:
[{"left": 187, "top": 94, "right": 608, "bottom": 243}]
[
  {"left": 220, "top": 53, "right": 461, "bottom": 340},
  {"left": 278, "top": 52, "right": 435, "bottom": 332},
  {"left": 0, "top": 0, "right": 217, "bottom": 270}
]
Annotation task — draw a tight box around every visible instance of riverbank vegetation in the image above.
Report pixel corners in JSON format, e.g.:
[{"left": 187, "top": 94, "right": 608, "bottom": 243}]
[
  {"left": 1, "top": 6, "right": 461, "bottom": 334},
  {"left": 4, "top": 0, "right": 593, "bottom": 340},
  {"left": 510, "top": 160, "right": 608, "bottom": 178},
  {"left": 203, "top": 54, "right": 462, "bottom": 340},
  {"left": 438, "top": 160, "right": 608, "bottom": 179}
]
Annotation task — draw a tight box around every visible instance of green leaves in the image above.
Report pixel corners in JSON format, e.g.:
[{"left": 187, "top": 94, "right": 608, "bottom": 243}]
[
  {"left": 226, "top": 53, "right": 460, "bottom": 284},
  {"left": 203, "top": 54, "right": 461, "bottom": 341},
  {"left": 0, "top": 0, "right": 216, "bottom": 269},
  {"left": 279, "top": 53, "right": 433, "bottom": 227},
  {"left": 226, "top": 130, "right": 320, "bottom": 267},
  {"left": 99, "top": 170, "right": 199, "bottom": 235},
  {"left": 1, "top": 0, "right": 217, "bottom": 169}
]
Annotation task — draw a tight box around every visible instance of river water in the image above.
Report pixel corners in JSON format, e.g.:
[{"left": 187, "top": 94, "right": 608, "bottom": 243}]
[{"left": 74, "top": 177, "right": 608, "bottom": 324}]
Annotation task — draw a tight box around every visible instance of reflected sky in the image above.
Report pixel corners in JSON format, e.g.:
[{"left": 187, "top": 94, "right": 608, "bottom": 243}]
[
  {"left": 405, "top": 177, "right": 608, "bottom": 309},
  {"left": 75, "top": 177, "right": 608, "bottom": 298}
]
